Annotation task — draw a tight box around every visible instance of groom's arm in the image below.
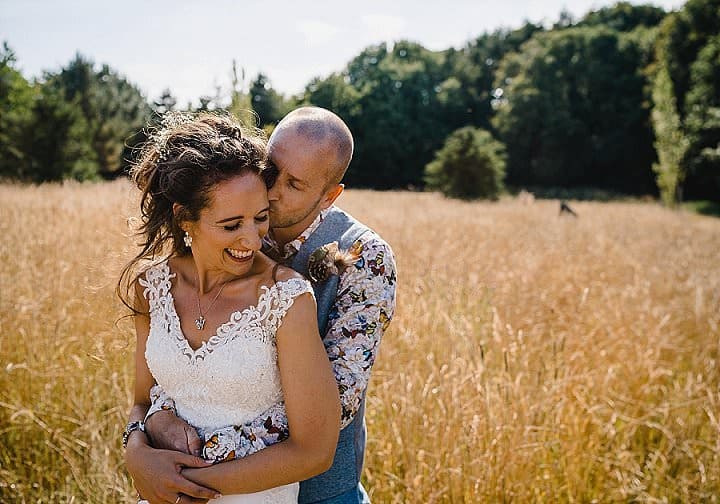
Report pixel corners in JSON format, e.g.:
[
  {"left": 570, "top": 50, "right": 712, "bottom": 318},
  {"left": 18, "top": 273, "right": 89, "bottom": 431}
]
[
  {"left": 323, "top": 235, "right": 397, "bottom": 427},
  {"left": 145, "top": 385, "right": 285, "bottom": 458}
]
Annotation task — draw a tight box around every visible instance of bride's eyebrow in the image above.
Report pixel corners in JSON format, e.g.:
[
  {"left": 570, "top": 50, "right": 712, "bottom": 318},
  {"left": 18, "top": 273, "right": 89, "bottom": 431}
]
[{"left": 215, "top": 206, "right": 270, "bottom": 223}]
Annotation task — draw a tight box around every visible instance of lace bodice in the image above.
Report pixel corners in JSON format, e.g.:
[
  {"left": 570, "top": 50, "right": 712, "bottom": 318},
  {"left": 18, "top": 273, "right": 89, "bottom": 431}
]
[{"left": 141, "top": 260, "right": 314, "bottom": 432}]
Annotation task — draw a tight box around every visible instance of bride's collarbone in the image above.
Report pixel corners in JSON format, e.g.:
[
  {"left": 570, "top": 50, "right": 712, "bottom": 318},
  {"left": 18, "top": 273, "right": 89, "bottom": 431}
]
[{"left": 167, "top": 263, "right": 276, "bottom": 348}]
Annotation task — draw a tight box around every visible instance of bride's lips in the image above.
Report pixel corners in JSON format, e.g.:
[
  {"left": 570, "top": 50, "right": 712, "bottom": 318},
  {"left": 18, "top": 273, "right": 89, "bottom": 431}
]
[{"left": 225, "top": 248, "right": 254, "bottom": 263}]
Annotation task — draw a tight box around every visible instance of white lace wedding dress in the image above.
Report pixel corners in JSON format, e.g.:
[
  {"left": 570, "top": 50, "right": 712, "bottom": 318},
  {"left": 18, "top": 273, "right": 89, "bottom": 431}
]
[{"left": 141, "top": 260, "right": 313, "bottom": 504}]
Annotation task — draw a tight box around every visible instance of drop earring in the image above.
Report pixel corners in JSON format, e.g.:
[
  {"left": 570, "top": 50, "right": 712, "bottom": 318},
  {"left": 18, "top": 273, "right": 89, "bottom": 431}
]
[{"left": 183, "top": 231, "right": 193, "bottom": 248}]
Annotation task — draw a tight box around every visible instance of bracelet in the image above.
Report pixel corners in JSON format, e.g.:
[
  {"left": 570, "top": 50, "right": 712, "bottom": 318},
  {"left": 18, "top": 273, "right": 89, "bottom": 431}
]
[{"left": 122, "top": 420, "right": 145, "bottom": 448}]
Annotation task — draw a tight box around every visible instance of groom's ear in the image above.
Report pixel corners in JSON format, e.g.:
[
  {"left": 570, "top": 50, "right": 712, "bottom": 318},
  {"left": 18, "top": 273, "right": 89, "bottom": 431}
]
[{"left": 321, "top": 184, "right": 344, "bottom": 209}]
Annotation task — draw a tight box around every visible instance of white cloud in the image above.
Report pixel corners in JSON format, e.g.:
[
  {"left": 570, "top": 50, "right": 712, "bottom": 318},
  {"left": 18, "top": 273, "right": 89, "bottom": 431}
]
[
  {"left": 360, "top": 14, "right": 407, "bottom": 43},
  {"left": 296, "top": 20, "right": 340, "bottom": 47}
]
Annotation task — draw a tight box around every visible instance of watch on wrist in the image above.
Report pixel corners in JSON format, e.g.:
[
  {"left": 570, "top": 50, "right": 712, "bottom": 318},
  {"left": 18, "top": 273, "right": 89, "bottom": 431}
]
[{"left": 122, "top": 420, "right": 145, "bottom": 448}]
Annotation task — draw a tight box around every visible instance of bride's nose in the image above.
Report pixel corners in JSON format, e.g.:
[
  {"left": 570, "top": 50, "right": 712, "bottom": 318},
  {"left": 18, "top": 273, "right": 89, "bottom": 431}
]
[{"left": 238, "top": 229, "right": 262, "bottom": 251}]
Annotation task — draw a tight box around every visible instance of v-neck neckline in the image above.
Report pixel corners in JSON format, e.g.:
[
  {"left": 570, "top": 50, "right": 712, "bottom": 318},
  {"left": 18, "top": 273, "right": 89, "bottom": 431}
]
[{"left": 162, "top": 261, "right": 287, "bottom": 361}]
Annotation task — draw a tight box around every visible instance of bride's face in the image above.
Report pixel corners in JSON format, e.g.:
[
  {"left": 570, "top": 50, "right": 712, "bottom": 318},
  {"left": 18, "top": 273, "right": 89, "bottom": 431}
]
[{"left": 184, "top": 172, "right": 270, "bottom": 276}]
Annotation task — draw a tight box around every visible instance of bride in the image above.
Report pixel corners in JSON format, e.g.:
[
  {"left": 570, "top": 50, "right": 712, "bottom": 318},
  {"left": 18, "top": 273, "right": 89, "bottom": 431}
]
[{"left": 119, "top": 113, "right": 341, "bottom": 503}]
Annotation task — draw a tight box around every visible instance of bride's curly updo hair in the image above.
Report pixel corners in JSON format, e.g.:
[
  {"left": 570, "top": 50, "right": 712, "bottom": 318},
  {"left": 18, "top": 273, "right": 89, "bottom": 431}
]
[{"left": 117, "top": 112, "right": 270, "bottom": 313}]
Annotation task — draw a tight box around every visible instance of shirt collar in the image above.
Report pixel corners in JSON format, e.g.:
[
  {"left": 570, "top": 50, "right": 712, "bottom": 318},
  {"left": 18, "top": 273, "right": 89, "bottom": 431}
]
[{"left": 265, "top": 206, "right": 331, "bottom": 261}]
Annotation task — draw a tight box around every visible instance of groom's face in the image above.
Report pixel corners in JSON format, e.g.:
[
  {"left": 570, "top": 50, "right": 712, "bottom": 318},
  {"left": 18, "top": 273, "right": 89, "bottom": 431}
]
[{"left": 267, "top": 130, "right": 335, "bottom": 231}]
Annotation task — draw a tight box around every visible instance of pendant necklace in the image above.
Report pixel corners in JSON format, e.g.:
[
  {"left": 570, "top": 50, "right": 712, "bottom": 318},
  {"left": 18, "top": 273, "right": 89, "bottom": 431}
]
[{"left": 195, "top": 275, "right": 230, "bottom": 330}]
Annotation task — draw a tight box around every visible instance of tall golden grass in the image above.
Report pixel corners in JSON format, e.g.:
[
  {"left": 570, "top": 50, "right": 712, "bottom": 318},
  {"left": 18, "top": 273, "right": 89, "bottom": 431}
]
[{"left": 1, "top": 181, "right": 718, "bottom": 502}]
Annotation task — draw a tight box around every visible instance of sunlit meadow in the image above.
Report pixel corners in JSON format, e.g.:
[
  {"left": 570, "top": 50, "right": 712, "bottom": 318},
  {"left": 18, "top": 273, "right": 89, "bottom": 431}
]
[{"left": 1, "top": 181, "right": 718, "bottom": 502}]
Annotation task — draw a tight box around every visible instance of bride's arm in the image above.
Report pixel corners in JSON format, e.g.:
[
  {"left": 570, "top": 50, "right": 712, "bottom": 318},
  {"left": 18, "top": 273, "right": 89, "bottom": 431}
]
[
  {"left": 182, "top": 290, "right": 342, "bottom": 494},
  {"left": 125, "top": 277, "right": 218, "bottom": 503}
]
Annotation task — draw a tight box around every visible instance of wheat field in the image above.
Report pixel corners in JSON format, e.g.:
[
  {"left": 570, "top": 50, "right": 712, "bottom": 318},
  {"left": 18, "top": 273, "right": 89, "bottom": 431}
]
[{"left": 1, "top": 181, "right": 718, "bottom": 503}]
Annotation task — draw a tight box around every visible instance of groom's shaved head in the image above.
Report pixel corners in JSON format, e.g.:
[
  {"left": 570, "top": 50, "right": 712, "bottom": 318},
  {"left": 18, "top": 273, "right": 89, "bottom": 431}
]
[{"left": 269, "top": 107, "right": 353, "bottom": 187}]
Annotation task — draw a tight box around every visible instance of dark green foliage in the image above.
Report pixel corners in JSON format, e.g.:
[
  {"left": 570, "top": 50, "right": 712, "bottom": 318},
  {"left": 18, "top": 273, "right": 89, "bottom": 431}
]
[
  {"left": 303, "top": 73, "right": 360, "bottom": 120},
  {"left": 24, "top": 85, "right": 97, "bottom": 182},
  {"left": 1, "top": 44, "right": 96, "bottom": 181},
  {"left": 304, "top": 41, "right": 467, "bottom": 188},
  {"left": 578, "top": 2, "right": 667, "bottom": 31},
  {"left": 443, "top": 23, "right": 543, "bottom": 131},
  {"left": 492, "top": 26, "right": 657, "bottom": 194},
  {"left": 250, "top": 73, "right": 288, "bottom": 127},
  {"left": 659, "top": 0, "right": 719, "bottom": 117},
  {"left": 651, "top": 0, "right": 720, "bottom": 201},
  {"left": 425, "top": 127, "right": 505, "bottom": 200},
  {"left": 44, "top": 54, "right": 151, "bottom": 178},
  {"left": 0, "top": 43, "right": 33, "bottom": 179},
  {"left": 684, "top": 34, "right": 720, "bottom": 199}
]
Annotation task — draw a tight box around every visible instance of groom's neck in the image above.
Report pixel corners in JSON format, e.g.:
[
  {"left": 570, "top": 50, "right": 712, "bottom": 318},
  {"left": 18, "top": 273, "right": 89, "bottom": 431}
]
[
  {"left": 271, "top": 225, "right": 305, "bottom": 251},
  {"left": 271, "top": 208, "right": 324, "bottom": 250}
]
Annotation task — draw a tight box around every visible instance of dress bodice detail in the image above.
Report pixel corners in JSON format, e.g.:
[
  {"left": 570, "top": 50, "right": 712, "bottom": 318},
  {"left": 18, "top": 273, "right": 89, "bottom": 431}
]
[{"left": 140, "top": 260, "right": 313, "bottom": 432}]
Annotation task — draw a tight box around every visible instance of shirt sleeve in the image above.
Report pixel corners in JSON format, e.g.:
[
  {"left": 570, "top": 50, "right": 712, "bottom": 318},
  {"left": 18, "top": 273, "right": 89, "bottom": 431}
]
[
  {"left": 145, "top": 383, "right": 177, "bottom": 422},
  {"left": 146, "top": 385, "right": 289, "bottom": 462},
  {"left": 325, "top": 234, "right": 397, "bottom": 428}
]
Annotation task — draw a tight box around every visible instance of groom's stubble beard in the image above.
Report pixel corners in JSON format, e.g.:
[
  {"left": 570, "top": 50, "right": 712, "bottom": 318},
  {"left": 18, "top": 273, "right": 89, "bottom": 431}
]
[{"left": 269, "top": 192, "right": 325, "bottom": 231}]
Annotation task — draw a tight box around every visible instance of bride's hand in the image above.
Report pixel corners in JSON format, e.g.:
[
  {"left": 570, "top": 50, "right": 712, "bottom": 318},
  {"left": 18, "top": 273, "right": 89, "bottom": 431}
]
[
  {"left": 146, "top": 410, "right": 204, "bottom": 457},
  {"left": 125, "top": 442, "right": 220, "bottom": 504}
]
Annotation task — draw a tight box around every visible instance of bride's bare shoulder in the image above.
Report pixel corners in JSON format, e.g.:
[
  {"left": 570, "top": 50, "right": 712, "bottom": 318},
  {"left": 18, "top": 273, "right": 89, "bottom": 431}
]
[{"left": 272, "top": 264, "right": 306, "bottom": 283}]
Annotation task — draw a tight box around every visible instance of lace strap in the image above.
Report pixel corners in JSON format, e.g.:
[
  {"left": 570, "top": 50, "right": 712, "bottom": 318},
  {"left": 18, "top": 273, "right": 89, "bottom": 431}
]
[
  {"left": 137, "top": 260, "right": 175, "bottom": 312},
  {"left": 262, "top": 278, "right": 314, "bottom": 333}
]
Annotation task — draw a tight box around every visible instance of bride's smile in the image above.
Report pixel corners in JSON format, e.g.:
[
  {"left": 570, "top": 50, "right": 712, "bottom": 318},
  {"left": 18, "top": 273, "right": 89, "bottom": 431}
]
[{"left": 180, "top": 172, "right": 270, "bottom": 290}]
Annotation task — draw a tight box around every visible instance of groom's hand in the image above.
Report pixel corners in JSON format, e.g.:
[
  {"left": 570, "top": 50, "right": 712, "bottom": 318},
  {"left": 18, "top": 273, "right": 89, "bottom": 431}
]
[
  {"left": 145, "top": 410, "right": 204, "bottom": 457},
  {"left": 125, "top": 441, "right": 219, "bottom": 504}
]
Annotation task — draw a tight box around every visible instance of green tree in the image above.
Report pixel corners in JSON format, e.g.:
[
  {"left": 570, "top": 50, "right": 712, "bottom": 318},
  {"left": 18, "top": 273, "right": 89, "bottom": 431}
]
[
  {"left": 578, "top": 2, "right": 667, "bottom": 31},
  {"left": 651, "top": 63, "right": 689, "bottom": 206},
  {"left": 0, "top": 42, "right": 33, "bottom": 179},
  {"left": 249, "top": 73, "right": 287, "bottom": 126},
  {"left": 651, "top": 0, "right": 720, "bottom": 201},
  {"left": 684, "top": 34, "right": 720, "bottom": 198},
  {"left": 341, "top": 41, "right": 453, "bottom": 188},
  {"left": 492, "top": 26, "right": 657, "bottom": 193},
  {"left": 23, "top": 85, "right": 96, "bottom": 182},
  {"left": 45, "top": 54, "right": 151, "bottom": 178},
  {"left": 303, "top": 73, "right": 360, "bottom": 119},
  {"left": 425, "top": 127, "right": 506, "bottom": 200},
  {"left": 442, "top": 23, "right": 543, "bottom": 131}
]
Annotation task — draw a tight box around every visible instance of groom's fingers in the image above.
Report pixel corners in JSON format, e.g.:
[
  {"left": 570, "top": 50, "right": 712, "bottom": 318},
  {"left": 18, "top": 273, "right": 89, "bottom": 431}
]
[
  {"left": 174, "top": 452, "right": 213, "bottom": 468},
  {"left": 169, "top": 454, "right": 219, "bottom": 501},
  {"left": 170, "top": 476, "right": 218, "bottom": 501}
]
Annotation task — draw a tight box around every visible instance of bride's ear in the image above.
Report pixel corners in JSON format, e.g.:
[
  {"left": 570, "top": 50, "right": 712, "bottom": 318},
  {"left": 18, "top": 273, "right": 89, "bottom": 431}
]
[{"left": 173, "top": 203, "right": 189, "bottom": 232}]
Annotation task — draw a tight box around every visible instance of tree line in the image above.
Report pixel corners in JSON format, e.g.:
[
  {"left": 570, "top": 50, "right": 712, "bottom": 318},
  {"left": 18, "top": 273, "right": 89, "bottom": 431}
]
[{"left": 0, "top": 0, "right": 717, "bottom": 204}]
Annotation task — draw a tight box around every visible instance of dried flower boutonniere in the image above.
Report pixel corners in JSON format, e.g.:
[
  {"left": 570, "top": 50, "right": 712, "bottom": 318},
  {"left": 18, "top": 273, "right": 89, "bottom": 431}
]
[{"left": 307, "top": 241, "right": 360, "bottom": 283}]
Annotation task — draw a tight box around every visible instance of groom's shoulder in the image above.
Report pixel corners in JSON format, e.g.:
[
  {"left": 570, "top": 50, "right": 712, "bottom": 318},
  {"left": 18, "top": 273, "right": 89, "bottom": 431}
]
[
  {"left": 329, "top": 208, "right": 396, "bottom": 276},
  {"left": 330, "top": 206, "right": 393, "bottom": 253}
]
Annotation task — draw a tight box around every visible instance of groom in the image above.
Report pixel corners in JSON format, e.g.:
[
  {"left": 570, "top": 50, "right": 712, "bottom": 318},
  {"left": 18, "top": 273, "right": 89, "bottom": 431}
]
[{"left": 125, "top": 107, "right": 397, "bottom": 504}]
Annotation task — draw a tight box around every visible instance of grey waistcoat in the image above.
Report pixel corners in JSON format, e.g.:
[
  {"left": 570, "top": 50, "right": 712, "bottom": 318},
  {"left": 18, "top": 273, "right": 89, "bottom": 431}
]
[{"left": 288, "top": 206, "right": 371, "bottom": 503}]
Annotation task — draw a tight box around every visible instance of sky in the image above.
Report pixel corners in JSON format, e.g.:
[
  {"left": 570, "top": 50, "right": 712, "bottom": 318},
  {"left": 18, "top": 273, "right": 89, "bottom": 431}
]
[{"left": 1, "top": 0, "right": 686, "bottom": 106}]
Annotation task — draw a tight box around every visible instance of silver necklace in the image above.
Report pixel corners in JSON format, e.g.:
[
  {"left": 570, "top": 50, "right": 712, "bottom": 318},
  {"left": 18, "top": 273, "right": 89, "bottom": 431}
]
[{"left": 194, "top": 276, "right": 229, "bottom": 330}]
